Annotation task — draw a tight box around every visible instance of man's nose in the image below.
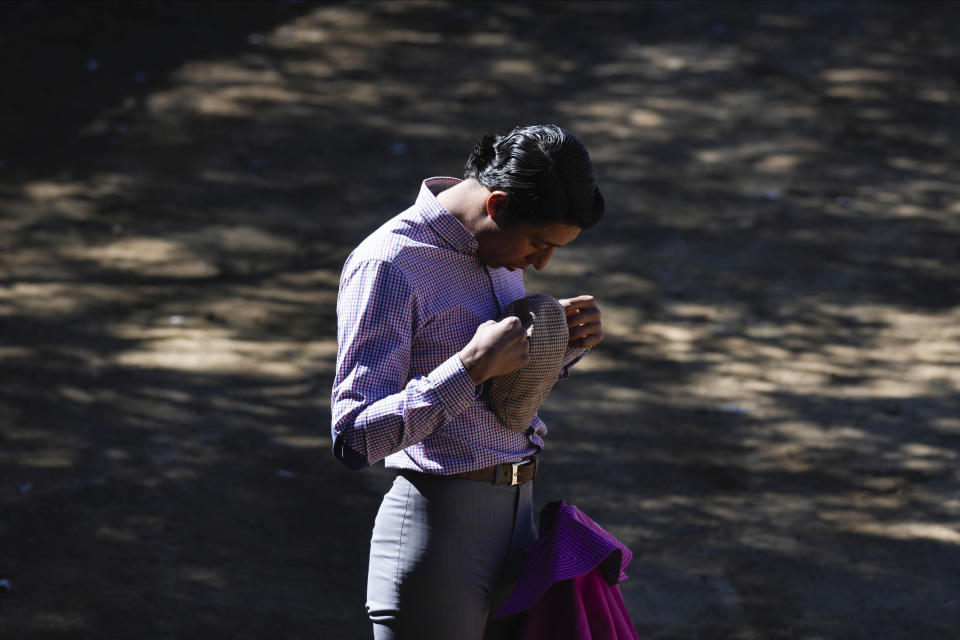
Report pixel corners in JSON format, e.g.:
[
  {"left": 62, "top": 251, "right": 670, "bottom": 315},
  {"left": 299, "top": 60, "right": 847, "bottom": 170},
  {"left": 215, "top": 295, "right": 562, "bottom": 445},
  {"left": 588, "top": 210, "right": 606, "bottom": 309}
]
[{"left": 530, "top": 247, "right": 555, "bottom": 270}]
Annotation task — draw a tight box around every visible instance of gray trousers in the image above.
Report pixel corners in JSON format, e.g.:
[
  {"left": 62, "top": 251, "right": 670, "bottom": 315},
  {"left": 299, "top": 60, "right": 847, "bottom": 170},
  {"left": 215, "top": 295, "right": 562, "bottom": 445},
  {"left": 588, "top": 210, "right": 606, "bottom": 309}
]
[{"left": 366, "top": 470, "right": 536, "bottom": 640}]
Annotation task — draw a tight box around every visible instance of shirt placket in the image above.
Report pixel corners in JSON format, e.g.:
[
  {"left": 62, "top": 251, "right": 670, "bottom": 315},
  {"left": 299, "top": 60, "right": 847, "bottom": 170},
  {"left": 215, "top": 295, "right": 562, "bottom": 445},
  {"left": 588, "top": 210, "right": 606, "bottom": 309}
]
[{"left": 485, "top": 266, "right": 513, "bottom": 317}]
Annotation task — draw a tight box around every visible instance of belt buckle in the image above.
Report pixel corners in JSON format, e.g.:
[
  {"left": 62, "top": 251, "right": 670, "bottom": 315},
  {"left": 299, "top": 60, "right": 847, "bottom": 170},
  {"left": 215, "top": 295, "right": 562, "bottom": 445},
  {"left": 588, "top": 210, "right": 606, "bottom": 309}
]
[{"left": 509, "top": 459, "right": 530, "bottom": 486}]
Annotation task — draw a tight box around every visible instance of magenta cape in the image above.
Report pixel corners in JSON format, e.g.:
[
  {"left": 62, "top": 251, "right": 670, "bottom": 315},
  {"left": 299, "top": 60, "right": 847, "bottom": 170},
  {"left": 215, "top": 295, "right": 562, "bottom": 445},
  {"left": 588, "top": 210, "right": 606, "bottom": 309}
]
[{"left": 495, "top": 500, "right": 640, "bottom": 640}]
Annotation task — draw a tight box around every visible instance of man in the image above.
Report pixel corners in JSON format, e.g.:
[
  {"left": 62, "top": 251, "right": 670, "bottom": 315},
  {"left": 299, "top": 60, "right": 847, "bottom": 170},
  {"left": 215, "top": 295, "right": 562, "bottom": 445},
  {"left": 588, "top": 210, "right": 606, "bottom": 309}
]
[{"left": 331, "top": 124, "right": 605, "bottom": 639}]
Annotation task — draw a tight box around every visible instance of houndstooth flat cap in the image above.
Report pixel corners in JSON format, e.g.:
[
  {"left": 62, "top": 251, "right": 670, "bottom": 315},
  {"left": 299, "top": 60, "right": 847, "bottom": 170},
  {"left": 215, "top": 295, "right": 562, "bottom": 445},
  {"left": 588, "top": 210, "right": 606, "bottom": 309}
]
[{"left": 489, "top": 294, "right": 569, "bottom": 431}]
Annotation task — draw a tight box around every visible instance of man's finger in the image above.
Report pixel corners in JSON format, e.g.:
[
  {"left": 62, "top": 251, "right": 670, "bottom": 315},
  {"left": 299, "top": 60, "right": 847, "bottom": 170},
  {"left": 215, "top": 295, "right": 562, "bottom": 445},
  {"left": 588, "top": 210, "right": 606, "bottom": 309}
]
[
  {"left": 567, "top": 307, "right": 600, "bottom": 324},
  {"left": 569, "top": 322, "right": 600, "bottom": 340},
  {"left": 560, "top": 294, "right": 595, "bottom": 309},
  {"left": 562, "top": 299, "right": 597, "bottom": 317}
]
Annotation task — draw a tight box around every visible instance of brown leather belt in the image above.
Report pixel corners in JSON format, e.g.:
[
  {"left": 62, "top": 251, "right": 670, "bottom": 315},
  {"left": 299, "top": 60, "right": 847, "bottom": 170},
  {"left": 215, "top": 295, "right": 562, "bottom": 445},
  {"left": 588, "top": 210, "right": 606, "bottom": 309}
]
[{"left": 450, "top": 457, "right": 539, "bottom": 486}]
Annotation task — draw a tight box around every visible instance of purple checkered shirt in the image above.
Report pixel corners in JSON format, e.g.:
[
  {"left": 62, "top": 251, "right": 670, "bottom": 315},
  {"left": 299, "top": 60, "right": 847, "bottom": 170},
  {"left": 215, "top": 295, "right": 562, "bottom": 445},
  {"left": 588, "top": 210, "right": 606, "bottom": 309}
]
[{"left": 332, "top": 177, "right": 585, "bottom": 474}]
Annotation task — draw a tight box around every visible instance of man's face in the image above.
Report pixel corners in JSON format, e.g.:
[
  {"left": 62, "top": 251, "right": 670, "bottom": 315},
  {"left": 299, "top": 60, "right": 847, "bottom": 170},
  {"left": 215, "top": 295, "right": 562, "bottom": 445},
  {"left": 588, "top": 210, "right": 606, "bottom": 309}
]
[{"left": 475, "top": 221, "right": 581, "bottom": 271}]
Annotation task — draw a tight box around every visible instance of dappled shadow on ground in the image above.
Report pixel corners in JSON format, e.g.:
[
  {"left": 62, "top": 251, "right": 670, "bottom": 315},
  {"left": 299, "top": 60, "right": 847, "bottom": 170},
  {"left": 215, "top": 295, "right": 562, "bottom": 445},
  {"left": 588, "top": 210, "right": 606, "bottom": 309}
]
[{"left": 1, "top": 2, "right": 959, "bottom": 638}]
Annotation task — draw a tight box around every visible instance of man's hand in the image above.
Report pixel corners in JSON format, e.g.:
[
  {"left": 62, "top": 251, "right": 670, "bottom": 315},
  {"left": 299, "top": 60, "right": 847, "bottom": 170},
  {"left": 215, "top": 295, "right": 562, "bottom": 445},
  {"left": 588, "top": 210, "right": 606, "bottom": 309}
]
[
  {"left": 558, "top": 295, "right": 604, "bottom": 350},
  {"left": 458, "top": 317, "right": 531, "bottom": 385}
]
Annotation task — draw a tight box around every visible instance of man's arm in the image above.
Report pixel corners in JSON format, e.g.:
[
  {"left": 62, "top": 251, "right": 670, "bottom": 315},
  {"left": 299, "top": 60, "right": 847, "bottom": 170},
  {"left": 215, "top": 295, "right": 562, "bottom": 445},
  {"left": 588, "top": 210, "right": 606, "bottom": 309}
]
[
  {"left": 331, "top": 259, "right": 531, "bottom": 470},
  {"left": 331, "top": 259, "right": 477, "bottom": 470}
]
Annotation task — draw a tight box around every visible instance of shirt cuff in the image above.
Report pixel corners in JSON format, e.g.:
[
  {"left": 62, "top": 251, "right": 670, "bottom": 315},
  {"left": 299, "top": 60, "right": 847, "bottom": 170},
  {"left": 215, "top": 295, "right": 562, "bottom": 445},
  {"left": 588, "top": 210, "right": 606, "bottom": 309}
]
[
  {"left": 431, "top": 353, "right": 479, "bottom": 418},
  {"left": 559, "top": 346, "right": 586, "bottom": 380}
]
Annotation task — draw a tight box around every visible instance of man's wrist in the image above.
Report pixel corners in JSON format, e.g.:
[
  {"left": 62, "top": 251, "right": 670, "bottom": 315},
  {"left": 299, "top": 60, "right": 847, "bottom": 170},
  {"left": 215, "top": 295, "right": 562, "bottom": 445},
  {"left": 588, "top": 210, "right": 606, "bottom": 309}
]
[{"left": 457, "top": 349, "right": 487, "bottom": 385}]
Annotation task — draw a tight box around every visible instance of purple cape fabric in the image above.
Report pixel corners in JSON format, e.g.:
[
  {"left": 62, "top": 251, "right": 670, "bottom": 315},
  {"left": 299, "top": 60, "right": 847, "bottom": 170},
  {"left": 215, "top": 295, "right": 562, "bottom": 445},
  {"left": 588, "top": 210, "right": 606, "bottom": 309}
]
[
  {"left": 514, "top": 569, "right": 639, "bottom": 640},
  {"left": 495, "top": 500, "right": 640, "bottom": 639},
  {"left": 495, "top": 500, "right": 634, "bottom": 616}
]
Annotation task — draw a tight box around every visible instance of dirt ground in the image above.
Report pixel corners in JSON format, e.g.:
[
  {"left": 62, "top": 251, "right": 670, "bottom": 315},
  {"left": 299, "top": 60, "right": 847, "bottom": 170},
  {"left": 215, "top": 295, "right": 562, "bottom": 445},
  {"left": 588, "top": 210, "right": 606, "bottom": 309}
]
[{"left": 1, "top": 2, "right": 959, "bottom": 638}]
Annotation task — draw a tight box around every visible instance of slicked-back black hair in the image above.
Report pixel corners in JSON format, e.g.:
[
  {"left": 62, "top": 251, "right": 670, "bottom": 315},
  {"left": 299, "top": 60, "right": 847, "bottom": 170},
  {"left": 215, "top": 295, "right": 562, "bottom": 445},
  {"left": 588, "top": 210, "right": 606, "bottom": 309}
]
[{"left": 463, "top": 124, "right": 604, "bottom": 229}]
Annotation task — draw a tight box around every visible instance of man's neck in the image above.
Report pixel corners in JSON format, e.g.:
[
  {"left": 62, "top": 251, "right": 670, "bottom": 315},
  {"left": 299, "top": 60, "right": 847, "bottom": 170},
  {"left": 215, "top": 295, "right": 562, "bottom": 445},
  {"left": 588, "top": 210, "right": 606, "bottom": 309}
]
[{"left": 436, "top": 178, "right": 489, "bottom": 238}]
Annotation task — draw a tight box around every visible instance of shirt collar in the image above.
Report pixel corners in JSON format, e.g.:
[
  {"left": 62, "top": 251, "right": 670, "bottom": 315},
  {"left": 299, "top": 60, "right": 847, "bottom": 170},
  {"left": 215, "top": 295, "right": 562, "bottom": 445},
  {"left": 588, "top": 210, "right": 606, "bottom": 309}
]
[{"left": 417, "top": 177, "right": 479, "bottom": 256}]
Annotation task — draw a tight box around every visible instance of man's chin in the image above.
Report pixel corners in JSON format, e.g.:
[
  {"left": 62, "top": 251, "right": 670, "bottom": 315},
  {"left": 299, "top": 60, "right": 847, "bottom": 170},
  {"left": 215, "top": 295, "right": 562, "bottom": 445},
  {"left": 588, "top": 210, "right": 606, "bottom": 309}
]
[{"left": 484, "top": 260, "right": 524, "bottom": 271}]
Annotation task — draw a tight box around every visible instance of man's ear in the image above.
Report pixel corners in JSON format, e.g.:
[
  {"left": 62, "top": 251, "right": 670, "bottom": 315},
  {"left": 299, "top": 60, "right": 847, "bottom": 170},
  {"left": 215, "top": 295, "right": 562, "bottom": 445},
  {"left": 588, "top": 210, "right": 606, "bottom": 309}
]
[{"left": 485, "top": 191, "right": 509, "bottom": 223}]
